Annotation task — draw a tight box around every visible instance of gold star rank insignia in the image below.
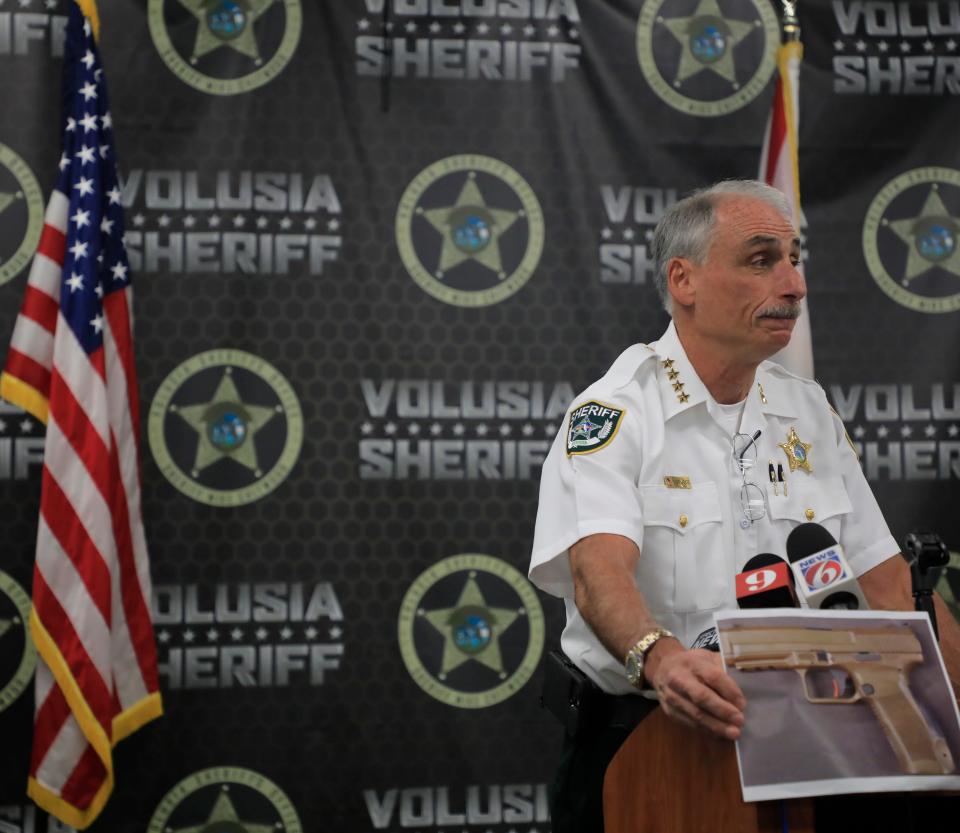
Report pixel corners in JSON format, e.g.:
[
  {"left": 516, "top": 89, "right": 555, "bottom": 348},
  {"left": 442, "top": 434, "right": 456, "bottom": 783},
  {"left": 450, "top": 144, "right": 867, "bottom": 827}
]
[{"left": 779, "top": 426, "right": 812, "bottom": 473}]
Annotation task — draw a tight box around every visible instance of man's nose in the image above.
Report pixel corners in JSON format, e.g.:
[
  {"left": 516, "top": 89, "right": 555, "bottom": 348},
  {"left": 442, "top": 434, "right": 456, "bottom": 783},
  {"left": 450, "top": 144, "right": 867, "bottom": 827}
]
[{"left": 781, "top": 261, "right": 806, "bottom": 301}]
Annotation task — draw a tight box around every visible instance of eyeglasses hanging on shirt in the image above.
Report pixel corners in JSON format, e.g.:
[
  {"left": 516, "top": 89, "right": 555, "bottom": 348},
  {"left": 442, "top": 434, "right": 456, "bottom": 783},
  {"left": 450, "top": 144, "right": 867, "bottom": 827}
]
[{"left": 732, "top": 430, "right": 765, "bottom": 526}]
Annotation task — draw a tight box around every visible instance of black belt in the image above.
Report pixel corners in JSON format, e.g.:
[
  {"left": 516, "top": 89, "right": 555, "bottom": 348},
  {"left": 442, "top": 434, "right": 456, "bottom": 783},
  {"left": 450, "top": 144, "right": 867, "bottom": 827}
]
[
  {"left": 594, "top": 690, "right": 659, "bottom": 730},
  {"left": 542, "top": 649, "right": 658, "bottom": 739}
]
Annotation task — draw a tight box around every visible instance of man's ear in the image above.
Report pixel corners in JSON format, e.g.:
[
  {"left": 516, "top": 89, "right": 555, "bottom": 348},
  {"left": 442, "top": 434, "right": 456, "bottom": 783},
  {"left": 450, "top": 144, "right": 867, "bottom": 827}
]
[{"left": 666, "top": 257, "right": 695, "bottom": 309}]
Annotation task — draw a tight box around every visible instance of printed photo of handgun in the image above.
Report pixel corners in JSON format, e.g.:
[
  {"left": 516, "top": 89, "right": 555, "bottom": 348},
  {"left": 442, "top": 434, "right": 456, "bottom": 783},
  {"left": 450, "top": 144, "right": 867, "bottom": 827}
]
[{"left": 719, "top": 625, "right": 956, "bottom": 776}]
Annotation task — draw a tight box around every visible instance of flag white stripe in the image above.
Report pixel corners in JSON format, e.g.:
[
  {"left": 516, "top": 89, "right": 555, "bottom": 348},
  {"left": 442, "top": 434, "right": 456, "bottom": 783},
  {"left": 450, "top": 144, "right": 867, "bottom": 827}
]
[
  {"left": 104, "top": 305, "right": 152, "bottom": 595},
  {"left": 10, "top": 315, "right": 55, "bottom": 364},
  {"left": 42, "top": 417, "right": 117, "bottom": 578},
  {"left": 24, "top": 253, "right": 63, "bottom": 302},
  {"left": 52, "top": 312, "right": 110, "bottom": 447},
  {"left": 110, "top": 583, "right": 146, "bottom": 707},
  {"left": 34, "top": 708, "right": 89, "bottom": 795},
  {"left": 36, "top": 516, "right": 112, "bottom": 680},
  {"left": 34, "top": 659, "right": 55, "bottom": 716},
  {"left": 103, "top": 312, "right": 151, "bottom": 706},
  {"left": 43, "top": 190, "right": 70, "bottom": 234},
  {"left": 103, "top": 313, "right": 140, "bottom": 524}
]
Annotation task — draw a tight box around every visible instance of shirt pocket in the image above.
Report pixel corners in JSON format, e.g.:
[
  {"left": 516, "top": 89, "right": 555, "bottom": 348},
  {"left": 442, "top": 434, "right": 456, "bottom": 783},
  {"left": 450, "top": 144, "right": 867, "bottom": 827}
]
[
  {"left": 766, "top": 475, "right": 853, "bottom": 544},
  {"left": 638, "top": 482, "right": 724, "bottom": 614}
]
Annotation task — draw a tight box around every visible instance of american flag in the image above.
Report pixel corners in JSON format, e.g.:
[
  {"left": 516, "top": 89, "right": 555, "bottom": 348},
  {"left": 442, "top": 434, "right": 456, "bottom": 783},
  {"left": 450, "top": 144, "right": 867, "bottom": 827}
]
[
  {"left": 759, "top": 35, "right": 815, "bottom": 379},
  {"left": 0, "top": 1, "right": 162, "bottom": 827}
]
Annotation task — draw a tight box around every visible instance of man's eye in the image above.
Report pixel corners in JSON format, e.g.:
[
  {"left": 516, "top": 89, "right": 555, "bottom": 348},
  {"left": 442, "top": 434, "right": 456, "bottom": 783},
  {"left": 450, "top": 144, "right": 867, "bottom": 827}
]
[{"left": 751, "top": 257, "right": 769, "bottom": 267}]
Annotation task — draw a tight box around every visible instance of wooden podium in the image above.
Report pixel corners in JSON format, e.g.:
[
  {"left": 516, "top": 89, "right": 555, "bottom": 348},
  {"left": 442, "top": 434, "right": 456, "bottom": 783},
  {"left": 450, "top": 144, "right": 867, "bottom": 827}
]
[{"left": 602, "top": 709, "right": 815, "bottom": 833}]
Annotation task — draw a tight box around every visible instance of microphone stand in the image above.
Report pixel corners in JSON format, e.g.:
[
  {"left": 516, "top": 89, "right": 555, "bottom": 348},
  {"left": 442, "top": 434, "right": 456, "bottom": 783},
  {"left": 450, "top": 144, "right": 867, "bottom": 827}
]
[{"left": 903, "top": 531, "right": 949, "bottom": 641}]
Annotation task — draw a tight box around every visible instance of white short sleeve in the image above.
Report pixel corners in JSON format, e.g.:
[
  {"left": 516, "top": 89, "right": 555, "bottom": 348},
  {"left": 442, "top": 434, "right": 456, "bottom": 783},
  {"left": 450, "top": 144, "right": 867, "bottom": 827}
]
[{"left": 528, "top": 401, "right": 645, "bottom": 598}]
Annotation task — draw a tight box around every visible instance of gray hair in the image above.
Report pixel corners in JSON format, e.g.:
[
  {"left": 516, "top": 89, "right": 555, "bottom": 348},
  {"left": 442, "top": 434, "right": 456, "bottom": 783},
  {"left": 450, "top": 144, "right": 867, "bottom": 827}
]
[{"left": 651, "top": 180, "right": 794, "bottom": 315}]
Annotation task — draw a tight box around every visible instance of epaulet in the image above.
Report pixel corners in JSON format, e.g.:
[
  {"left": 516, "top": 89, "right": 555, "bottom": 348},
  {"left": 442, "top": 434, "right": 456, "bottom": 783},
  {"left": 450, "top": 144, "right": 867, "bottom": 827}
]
[{"left": 606, "top": 342, "right": 659, "bottom": 391}]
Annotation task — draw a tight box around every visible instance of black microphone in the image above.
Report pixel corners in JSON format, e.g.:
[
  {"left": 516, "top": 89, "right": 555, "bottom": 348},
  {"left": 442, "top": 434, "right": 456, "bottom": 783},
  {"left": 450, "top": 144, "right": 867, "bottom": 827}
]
[
  {"left": 735, "top": 553, "right": 798, "bottom": 609},
  {"left": 786, "top": 523, "right": 870, "bottom": 610},
  {"left": 694, "top": 555, "right": 798, "bottom": 652}
]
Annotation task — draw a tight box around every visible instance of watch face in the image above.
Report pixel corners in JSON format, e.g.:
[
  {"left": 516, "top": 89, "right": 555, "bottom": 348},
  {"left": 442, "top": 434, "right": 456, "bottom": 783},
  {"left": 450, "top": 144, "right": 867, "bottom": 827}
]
[{"left": 625, "top": 651, "right": 641, "bottom": 685}]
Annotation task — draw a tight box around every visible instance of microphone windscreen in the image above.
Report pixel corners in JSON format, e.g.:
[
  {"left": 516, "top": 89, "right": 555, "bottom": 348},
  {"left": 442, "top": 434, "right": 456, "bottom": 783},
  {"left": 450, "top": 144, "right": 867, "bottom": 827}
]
[
  {"left": 786, "top": 523, "right": 871, "bottom": 611},
  {"left": 736, "top": 554, "right": 797, "bottom": 609},
  {"left": 786, "top": 522, "right": 837, "bottom": 563},
  {"left": 742, "top": 552, "right": 787, "bottom": 571}
]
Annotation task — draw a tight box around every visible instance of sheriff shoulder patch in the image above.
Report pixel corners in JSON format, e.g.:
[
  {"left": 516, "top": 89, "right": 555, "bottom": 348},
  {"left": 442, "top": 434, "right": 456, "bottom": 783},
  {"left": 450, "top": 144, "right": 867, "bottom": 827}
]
[{"left": 566, "top": 400, "right": 625, "bottom": 456}]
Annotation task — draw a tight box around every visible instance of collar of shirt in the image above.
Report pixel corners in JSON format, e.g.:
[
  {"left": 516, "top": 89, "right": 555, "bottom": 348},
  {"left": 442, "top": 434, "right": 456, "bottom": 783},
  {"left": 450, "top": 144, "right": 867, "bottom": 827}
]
[{"left": 649, "top": 321, "right": 801, "bottom": 430}]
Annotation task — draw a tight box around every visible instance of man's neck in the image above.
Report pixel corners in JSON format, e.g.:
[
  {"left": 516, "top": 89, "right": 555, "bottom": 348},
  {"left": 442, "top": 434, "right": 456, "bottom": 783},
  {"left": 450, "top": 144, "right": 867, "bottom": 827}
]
[{"left": 673, "top": 321, "right": 759, "bottom": 405}]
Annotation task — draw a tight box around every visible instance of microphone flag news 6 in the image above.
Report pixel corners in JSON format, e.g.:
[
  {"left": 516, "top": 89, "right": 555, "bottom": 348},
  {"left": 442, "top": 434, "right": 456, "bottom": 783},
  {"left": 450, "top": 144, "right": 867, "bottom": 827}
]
[
  {"left": 786, "top": 522, "right": 870, "bottom": 611},
  {"left": 715, "top": 609, "right": 960, "bottom": 802}
]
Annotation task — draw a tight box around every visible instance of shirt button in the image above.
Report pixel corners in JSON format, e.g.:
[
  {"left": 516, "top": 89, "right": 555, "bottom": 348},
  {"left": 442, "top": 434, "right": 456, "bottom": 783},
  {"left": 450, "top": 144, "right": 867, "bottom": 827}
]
[
  {"left": 805, "top": 509, "right": 815, "bottom": 520},
  {"left": 739, "top": 518, "right": 750, "bottom": 529},
  {"left": 679, "top": 514, "right": 688, "bottom": 528}
]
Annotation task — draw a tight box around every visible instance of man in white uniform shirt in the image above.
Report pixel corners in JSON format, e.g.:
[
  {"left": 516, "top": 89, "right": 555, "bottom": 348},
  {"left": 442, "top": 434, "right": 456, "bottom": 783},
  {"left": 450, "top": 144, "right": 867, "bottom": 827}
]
[{"left": 529, "top": 180, "right": 960, "bottom": 832}]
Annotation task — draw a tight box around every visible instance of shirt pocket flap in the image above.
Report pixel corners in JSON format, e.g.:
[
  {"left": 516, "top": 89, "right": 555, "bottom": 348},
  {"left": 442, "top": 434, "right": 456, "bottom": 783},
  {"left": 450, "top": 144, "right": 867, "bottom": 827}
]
[
  {"left": 767, "top": 475, "right": 853, "bottom": 524},
  {"left": 640, "top": 481, "right": 722, "bottom": 534}
]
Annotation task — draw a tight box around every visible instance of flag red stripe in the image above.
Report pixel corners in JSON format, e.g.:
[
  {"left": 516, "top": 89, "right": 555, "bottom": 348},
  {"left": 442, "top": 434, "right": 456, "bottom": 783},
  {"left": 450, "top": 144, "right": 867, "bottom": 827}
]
[
  {"left": 60, "top": 743, "right": 107, "bottom": 809},
  {"left": 21, "top": 286, "right": 60, "bottom": 334},
  {"left": 30, "top": 687, "right": 71, "bottom": 774},
  {"left": 32, "top": 572, "right": 114, "bottom": 733},
  {"left": 90, "top": 343, "right": 106, "bottom": 382},
  {"left": 36, "top": 223, "right": 67, "bottom": 268},
  {"left": 104, "top": 290, "right": 141, "bottom": 449},
  {"left": 49, "top": 367, "right": 113, "bottom": 506},
  {"left": 5, "top": 348, "right": 52, "bottom": 398},
  {"left": 764, "top": 74, "right": 787, "bottom": 185},
  {"left": 39, "top": 469, "right": 112, "bottom": 623},
  {"left": 103, "top": 291, "right": 158, "bottom": 687}
]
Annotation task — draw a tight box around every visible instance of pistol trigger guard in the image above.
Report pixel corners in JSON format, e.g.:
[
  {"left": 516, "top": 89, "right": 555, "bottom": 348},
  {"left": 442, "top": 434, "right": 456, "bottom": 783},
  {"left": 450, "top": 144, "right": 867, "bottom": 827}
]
[
  {"left": 801, "top": 666, "right": 861, "bottom": 704},
  {"left": 805, "top": 693, "right": 862, "bottom": 704}
]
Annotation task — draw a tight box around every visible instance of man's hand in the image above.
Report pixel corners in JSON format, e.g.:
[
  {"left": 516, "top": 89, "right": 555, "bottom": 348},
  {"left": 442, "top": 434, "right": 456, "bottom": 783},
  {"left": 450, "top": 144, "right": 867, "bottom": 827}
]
[
  {"left": 644, "top": 640, "right": 746, "bottom": 741},
  {"left": 570, "top": 532, "right": 746, "bottom": 740}
]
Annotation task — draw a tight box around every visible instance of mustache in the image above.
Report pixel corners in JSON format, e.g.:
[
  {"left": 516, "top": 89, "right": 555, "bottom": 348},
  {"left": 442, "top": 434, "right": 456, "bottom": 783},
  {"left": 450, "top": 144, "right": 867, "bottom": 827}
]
[{"left": 757, "top": 303, "right": 802, "bottom": 320}]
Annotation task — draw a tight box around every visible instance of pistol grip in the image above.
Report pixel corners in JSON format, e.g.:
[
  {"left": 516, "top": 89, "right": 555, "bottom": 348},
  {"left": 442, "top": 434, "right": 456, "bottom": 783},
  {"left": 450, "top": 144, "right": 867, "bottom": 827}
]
[{"left": 851, "top": 665, "right": 955, "bottom": 775}]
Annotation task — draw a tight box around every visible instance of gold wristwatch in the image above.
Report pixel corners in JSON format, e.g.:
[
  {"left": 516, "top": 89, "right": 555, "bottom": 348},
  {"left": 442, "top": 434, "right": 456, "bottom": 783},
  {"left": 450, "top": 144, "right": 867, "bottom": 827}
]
[{"left": 625, "top": 627, "right": 674, "bottom": 689}]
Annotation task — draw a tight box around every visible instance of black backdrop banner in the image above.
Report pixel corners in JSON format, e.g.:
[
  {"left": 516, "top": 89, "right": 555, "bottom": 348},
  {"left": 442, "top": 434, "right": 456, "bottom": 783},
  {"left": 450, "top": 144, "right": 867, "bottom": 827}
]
[{"left": 1, "top": 0, "right": 959, "bottom": 831}]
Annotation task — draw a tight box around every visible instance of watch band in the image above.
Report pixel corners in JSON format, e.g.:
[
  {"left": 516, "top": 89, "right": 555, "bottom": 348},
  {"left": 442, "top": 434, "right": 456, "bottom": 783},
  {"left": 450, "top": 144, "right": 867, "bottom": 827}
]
[{"left": 625, "top": 627, "right": 675, "bottom": 689}]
